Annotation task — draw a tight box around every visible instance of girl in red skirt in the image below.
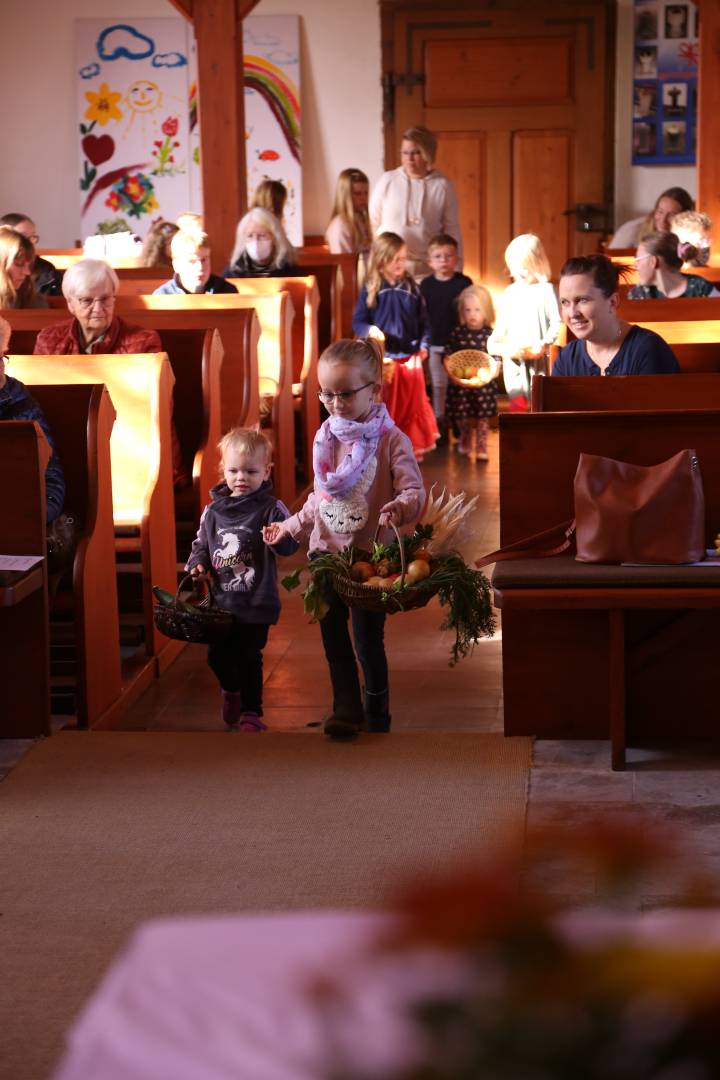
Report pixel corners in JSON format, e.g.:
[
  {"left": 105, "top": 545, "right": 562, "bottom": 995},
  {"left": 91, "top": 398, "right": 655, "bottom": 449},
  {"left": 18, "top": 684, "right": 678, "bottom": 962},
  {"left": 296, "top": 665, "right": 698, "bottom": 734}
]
[{"left": 352, "top": 232, "right": 438, "bottom": 460}]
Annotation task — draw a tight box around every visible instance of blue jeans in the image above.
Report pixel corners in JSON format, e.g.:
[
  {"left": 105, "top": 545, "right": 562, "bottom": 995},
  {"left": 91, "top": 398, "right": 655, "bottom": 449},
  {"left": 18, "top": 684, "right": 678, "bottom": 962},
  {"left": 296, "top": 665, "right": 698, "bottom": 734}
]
[{"left": 319, "top": 588, "right": 388, "bottom": 696}]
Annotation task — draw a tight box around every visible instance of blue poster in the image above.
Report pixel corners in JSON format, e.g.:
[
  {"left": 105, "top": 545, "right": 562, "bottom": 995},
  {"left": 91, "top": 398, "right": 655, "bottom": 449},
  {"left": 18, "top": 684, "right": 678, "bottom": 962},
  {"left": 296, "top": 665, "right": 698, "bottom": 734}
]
[{"left": 632, "top": 1, "right": 698, "bottom": 165}]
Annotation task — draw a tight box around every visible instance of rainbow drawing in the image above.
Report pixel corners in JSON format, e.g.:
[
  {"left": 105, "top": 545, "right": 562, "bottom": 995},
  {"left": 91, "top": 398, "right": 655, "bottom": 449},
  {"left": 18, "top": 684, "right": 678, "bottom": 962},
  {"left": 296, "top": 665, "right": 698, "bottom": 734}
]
[{"left": 244, "top": 54, "right": 301, "bottom": 163}]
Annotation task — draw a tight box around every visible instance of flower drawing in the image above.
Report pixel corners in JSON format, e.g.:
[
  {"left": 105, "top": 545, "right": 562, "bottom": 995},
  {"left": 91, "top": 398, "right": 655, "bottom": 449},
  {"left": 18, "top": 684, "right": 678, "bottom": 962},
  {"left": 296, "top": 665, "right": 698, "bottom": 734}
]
[
  {"left": 84, "top": 83, "right": 123, "bottom": 127},
  {"left": 104, "top": 172, "right": 158, "bottom": 218},
  {"left": 151, "top": 118, "right": 184, "bottom": 176}
]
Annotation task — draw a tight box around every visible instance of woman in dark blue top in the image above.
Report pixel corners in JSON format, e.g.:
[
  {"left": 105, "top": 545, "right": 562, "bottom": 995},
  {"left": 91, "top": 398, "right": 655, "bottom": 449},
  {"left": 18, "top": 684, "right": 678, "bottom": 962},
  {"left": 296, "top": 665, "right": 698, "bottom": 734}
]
[{"left": 553, "top": 254, "right": 680, "bottom": 376}]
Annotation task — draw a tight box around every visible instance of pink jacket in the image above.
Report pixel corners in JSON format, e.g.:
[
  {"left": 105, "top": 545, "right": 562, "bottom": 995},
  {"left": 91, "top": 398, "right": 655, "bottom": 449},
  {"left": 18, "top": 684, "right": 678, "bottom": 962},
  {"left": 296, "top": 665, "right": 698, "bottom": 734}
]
[{"left": 285, "top": 426, "right": 425, "bottom": 554}]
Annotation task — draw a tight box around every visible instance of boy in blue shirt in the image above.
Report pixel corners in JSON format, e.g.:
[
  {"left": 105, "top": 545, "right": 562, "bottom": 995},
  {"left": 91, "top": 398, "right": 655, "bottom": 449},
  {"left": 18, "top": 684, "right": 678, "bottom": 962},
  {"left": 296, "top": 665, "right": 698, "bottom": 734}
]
[{"left": 419, "top": 234, "right": 472, "bottom": 437}]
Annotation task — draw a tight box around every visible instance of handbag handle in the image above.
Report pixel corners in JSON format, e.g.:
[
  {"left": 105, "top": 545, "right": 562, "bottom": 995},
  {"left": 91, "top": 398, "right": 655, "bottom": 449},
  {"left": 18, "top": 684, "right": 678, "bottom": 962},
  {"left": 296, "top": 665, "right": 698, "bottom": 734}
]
[{"left": 475, "top": 519, "right": 576, "bottom": 570}]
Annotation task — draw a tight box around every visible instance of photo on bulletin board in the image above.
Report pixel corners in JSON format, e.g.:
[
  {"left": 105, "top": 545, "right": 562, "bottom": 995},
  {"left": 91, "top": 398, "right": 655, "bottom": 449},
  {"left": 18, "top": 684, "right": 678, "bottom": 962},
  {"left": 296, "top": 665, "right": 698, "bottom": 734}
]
[{"left": 631, "top": 0, "right": 697, "bottom": 165}]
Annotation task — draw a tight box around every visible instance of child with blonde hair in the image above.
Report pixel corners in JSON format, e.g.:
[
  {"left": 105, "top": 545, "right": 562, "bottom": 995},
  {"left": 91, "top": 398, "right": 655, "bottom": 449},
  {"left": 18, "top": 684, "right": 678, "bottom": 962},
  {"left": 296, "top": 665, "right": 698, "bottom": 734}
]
[
  {"left": 445, "top": 285, "right": 500, "bottom": 461},
  {"left": 487, "top": 233, "right": 560, "bottom": 407},
  {"left": 352, "top": 231, "right": 437, "bottom": 460},
  {"left": 263, "top": 337, "right": 424, "bottom": 738},
  {"left": 186, "top": 428, "right": 298, "bottom": 730},
  {"left": 325, "top": 168, "right": 371, "bottom": 268},
  {"left": 251, "top": 178, "right": 288, "bottom": 221}
]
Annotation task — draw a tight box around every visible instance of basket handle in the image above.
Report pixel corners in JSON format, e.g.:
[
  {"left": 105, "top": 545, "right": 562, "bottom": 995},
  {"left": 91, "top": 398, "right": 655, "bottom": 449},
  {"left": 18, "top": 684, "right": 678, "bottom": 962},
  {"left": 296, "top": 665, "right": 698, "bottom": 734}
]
[
  {"left": 176, "top": 572, "right": 218, "bottom": 611},
  {"left": 372, "top": 519, "right": 408, "bottom": 586}
]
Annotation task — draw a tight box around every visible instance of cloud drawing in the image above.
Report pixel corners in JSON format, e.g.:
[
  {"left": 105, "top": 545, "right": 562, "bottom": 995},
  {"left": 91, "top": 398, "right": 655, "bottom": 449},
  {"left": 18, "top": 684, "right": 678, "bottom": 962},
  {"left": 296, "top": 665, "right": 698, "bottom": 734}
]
[
  {"left": 152, "top": 52, "right": 187, "bottom": 69},
  {"left": 97, "top": 25, "right": 155, "bottom": 62}
]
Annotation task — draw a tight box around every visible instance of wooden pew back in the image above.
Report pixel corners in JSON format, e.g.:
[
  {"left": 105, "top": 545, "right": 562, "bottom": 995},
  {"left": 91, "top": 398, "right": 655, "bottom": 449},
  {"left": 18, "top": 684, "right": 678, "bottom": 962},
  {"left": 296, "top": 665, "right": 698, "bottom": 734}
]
[
  {"left": 30, "top": 384, "right": 121, "bottom": 727},
  {"left": 532, "top": 373, "right": 720, "bottom": 412},
  {"left": 113, "top": 293, "right": 297, "bottom": 503},
  {"left": 499, "top": 410, "right": 720, "bottom": 546},
  {"left": 298, "top": 251, "right": 358, "bottom": 339},
  {"left": 9, "top": 354, "right": 177, "bottom": 660},
  {"left": 0, "top": 422, "right": 51, "bottom": 736}
]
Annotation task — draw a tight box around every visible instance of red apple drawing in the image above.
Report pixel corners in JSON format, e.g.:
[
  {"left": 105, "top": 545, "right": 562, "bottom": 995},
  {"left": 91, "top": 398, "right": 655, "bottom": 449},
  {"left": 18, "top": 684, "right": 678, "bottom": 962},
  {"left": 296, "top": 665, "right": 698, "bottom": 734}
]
[{"left": 82, "top": 134, "right": 115, "bottom": 166}]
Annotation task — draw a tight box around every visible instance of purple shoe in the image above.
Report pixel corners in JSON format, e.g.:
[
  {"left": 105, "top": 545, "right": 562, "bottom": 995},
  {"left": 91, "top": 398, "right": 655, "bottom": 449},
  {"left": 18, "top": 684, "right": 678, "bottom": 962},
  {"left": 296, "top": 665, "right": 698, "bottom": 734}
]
[{"left": 238, "top": 712, "right": 267, "bottom": 733}]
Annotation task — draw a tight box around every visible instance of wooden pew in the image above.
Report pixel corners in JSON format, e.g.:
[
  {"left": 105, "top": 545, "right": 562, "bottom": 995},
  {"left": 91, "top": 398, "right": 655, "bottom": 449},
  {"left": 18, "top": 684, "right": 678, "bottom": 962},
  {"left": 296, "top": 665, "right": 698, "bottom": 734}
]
[
  {"left": 494, "top": 410, "right": 720, "bottom": 767},
  {"left": 297, "top": 251, "right": 358, "bottom": 340},
  {"left": 619, "top": 296, "right": 720, "bottom": 323},
  {"left": 111, "top": 292, "right": 299, "bottom": 505},
  {"left": 609, "top": 253, "right": 720, "bottom": 288},
  {"left": 9, "top": 354, "right": 179, "bottom": 676},
  {"left": 229, "top": 278, "right": 320, "bottom": 493},
  {"left": 554, "top": 310, "right": 720, "bottom": 373},
  {"left": 30, "top": 384, "right": 122, "bottom": 729},
  {"left": 3, "top": 306, "right": 261, "bottom": 519},
  {"left": 532, "top": 373, "right": 720, "bottom": 412},
  {"left": 0, "top": 422, "right": 51, "bottom": 737}
]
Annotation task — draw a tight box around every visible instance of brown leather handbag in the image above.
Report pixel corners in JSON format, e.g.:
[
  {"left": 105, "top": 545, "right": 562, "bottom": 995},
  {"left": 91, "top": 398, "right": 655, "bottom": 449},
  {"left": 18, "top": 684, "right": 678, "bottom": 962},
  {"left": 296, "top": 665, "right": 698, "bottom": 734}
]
[
  {"left": 574, "top": 449, "right": 705, "bottom": 564},
  {"left": 477, "top": 449, "right": 705, "bottom": 568}
]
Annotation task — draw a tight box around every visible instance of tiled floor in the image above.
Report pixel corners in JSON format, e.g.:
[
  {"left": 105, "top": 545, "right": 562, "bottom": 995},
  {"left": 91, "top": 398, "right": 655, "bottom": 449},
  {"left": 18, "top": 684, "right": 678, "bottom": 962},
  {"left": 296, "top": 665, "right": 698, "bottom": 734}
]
[{"left": 6, "top": 431, "right": 720, "bottom": 907}]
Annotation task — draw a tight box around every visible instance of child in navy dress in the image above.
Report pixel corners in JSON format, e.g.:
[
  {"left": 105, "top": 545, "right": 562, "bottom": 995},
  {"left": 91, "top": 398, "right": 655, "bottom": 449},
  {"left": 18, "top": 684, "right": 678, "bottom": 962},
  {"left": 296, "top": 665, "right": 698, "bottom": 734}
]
[
  {"left": 445, "top": 285, "right": 501, "bottom": 461},
  {"left": 352, "top": 231, "right": 437, "bottom": 461}
]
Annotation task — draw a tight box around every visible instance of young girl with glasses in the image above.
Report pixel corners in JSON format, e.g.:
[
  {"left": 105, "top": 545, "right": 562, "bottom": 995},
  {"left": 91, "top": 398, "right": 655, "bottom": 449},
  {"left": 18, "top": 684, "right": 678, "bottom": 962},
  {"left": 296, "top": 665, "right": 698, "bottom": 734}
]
[
  {"left": 263, "top": 337, "right": 425, "bottom": 739},
  {"left": 352, "top": 231, "right": 438, "bottom": 461}
]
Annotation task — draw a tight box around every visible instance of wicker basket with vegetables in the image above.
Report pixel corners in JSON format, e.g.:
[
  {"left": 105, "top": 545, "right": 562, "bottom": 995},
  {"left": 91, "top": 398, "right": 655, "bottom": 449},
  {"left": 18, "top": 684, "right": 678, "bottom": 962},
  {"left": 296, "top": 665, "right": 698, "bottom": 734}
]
[{"left": 282, "top": 488, "right": 495, "bottom": 666}]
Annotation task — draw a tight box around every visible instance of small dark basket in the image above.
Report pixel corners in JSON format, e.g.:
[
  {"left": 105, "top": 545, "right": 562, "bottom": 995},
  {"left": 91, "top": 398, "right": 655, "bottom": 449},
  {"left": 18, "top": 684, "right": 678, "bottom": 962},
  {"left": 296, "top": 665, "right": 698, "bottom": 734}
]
[
  {"left": 153, "top": 574, "right": 235, "bottom": 644},
  {"left": 332, "top": 521, "right": 441, "bottom": 614}
]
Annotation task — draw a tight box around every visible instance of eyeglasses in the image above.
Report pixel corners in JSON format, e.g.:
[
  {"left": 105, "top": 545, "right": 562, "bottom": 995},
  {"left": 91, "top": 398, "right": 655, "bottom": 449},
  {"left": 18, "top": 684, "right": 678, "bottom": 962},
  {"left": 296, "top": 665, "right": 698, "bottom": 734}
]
[
  {"left": 635, "top": 254, "right": 654, "bottom": 263},
  {"left": 75, "top": 295, "right": 115, "bottom": 310},
  {"left": 317, "top": 381, "right": 374, "bottom": 404}
]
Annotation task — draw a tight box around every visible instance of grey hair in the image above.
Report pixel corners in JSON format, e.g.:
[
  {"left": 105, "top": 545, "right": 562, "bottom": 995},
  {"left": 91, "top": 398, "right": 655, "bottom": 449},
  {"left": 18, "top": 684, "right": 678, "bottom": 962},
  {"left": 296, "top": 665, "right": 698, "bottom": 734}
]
[
  {"left": 62, "top": 259, "right": 119, "bottom": 300},
  {"left": 0, "top": 314, "right": 10, "bottom": 353},
  {"left": 229, "top": 207, "right": 296, "bottom": 270}
]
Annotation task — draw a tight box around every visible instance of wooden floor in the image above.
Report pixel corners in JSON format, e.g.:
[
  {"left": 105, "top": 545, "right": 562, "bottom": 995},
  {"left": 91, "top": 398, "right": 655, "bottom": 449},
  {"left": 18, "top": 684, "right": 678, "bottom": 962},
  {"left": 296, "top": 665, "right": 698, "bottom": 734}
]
[{"left": 5, "top": 431, "right": 720, "bottom": 908}]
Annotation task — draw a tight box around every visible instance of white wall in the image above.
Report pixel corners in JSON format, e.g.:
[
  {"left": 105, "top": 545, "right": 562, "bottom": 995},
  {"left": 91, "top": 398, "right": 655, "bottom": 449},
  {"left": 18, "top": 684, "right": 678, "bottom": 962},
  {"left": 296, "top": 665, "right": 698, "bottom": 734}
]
[
  {"left": 0, "top": 0, "right": 383, "bottom": 246},
  {"left": 613, "top": 0, "right": 696, "bottom": 232}
]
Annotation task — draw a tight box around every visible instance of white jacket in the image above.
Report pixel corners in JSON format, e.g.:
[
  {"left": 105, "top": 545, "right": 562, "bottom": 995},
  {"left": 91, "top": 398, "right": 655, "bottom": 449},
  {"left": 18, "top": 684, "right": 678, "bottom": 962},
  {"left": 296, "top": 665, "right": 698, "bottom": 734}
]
[{"left": 369, "top": 167, "right": 462, "bottom": 277}]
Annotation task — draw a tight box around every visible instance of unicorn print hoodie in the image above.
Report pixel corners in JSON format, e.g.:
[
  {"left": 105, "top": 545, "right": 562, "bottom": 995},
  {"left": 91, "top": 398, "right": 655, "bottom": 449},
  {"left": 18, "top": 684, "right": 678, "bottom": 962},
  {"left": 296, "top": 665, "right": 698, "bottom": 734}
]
[{"left": 186, "top": 479, "right": 298, "bottom": 622}]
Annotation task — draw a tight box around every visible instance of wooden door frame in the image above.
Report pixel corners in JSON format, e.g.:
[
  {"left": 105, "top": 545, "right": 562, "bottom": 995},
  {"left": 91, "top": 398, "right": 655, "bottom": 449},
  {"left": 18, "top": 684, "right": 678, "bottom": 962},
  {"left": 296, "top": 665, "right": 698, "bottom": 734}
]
[{"left": 379, "top": 0, "right": 617, "bottom": 229}]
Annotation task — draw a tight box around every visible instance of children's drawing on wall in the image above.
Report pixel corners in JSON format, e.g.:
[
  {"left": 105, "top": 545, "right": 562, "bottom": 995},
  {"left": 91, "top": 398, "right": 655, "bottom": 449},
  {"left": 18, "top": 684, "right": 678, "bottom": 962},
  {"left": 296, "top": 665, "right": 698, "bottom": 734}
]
[
  {"left": 75, "top": 20, "right": 200, "bottom": 242},
  {"left": 631, "top": 0, "right": 697, "bottom": 165},
  {"left": 244, "top": 16, "right": 302, "bottom": 247}
]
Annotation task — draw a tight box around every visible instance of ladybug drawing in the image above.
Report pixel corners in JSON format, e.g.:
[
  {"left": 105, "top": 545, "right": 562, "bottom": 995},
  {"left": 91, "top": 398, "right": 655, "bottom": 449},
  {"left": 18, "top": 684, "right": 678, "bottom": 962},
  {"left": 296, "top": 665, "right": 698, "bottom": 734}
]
[{"left": 258, "top": 149, "right": 280, "bottom": 161}]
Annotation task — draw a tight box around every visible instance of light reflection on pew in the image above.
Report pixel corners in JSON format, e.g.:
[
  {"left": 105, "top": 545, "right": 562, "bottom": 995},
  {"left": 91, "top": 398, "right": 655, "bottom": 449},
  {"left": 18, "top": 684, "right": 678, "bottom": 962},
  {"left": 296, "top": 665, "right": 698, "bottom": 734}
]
[
  {"left": 111, "top": 292, "right": 299, "bottom": 506},
  {"left": 0, "top": 422, "right": 51, "bottom": 737},
  {"left": 3, "top": 306, "right": 261, "bottom": 523},
  {"left": 532, "top": 372, "right": 720, "bottom": 413},
  {"left": 9, "top": 354, "right": 179, "bottom": 680}
]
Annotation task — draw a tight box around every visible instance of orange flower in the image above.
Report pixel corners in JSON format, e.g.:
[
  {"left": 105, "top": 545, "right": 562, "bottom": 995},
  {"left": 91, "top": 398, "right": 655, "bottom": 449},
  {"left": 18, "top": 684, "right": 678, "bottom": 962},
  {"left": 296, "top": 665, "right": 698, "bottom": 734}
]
[{"left": 85, "top": 83, "right": 123, "bottom": 126}]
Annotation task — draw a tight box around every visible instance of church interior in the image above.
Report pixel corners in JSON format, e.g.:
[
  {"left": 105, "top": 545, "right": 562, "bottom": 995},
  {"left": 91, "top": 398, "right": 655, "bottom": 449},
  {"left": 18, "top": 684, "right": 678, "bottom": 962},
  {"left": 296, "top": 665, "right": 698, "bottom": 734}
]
[{"left": 4, "top": 1, "right": 720, "bottom": 1077}]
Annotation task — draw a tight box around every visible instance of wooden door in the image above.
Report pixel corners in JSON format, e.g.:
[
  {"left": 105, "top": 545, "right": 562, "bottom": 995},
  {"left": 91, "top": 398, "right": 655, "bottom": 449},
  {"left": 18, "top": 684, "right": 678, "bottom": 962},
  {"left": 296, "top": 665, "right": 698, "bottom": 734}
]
[{"left": 381, "top": 1, "right": 613, "bottom": 290}]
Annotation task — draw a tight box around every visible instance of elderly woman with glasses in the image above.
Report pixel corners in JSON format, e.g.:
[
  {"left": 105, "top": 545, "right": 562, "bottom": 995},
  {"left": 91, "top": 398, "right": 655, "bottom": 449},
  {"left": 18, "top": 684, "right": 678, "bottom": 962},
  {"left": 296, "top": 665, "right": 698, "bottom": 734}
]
[
  {"left": 34, "top": 258, "right": 190, "bottom": 485},
  {"left": 34, "top": 259, "right": 162, "bottom": 355}
]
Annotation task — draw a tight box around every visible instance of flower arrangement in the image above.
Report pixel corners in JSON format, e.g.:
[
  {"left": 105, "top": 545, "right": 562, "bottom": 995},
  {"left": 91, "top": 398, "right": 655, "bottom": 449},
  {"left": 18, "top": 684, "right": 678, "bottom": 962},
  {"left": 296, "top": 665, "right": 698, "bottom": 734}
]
[
  {"left": 315, "top": 820, "right": 720, "bottom": 1080},
  {"left": 104, "top": 172, "right": 158, "bottom": 218}
]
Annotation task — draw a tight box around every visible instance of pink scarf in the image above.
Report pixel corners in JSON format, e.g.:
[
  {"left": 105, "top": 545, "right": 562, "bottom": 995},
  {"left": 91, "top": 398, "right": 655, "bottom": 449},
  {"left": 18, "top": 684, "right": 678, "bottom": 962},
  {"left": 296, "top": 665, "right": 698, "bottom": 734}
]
[{"left": 313, "top": 404, "right": 395, "bottom": 499}]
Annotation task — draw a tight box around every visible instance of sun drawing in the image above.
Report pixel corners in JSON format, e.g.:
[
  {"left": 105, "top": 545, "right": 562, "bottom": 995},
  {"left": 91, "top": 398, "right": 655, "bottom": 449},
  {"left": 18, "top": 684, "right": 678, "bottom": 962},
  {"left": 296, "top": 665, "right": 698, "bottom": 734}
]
[{"left": 122, "top": 79, "right": 164, "bottom": 138}]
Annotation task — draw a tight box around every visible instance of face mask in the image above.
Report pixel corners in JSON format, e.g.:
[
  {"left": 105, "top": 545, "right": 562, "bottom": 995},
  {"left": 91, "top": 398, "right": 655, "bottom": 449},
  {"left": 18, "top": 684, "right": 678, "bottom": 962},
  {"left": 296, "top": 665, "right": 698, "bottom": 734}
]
[{"left": 246, "top": 238, "right": 273, "bottom": 264}]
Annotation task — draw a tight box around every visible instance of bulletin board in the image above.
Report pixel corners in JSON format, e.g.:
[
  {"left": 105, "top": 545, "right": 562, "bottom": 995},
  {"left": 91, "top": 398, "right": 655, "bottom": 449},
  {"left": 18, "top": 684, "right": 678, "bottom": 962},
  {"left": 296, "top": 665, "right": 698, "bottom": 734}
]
[{"left": 632, "top": 1, "right": 698, "bottom": 165}]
